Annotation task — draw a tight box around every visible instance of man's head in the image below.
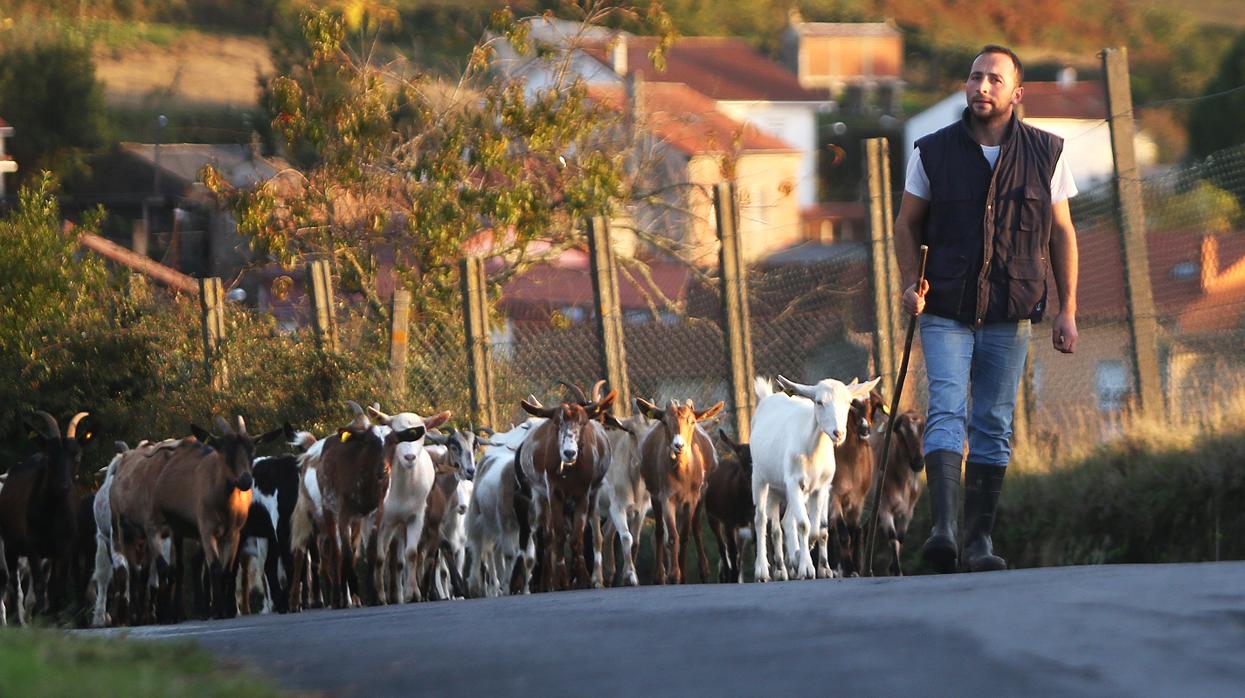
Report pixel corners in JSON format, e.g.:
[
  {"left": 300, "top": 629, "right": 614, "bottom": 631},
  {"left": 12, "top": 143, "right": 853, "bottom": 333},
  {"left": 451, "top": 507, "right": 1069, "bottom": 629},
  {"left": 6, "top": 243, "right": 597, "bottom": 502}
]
[{"left": 965, "top": 45, "right": 1024, "bottom": 124}]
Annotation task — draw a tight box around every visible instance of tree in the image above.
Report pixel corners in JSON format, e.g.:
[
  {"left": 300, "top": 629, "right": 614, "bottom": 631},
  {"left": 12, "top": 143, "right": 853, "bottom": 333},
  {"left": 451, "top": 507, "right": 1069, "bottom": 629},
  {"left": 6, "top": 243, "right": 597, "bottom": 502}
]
[
  {"left": 208, "top": 3, "right": 675, "bottom": 325},
  {"left": 0, "top": 35, "right": 108, "bottom": 187},
  {"left": 1188, "top": 30, "right": 1245, "bottom": 159}
]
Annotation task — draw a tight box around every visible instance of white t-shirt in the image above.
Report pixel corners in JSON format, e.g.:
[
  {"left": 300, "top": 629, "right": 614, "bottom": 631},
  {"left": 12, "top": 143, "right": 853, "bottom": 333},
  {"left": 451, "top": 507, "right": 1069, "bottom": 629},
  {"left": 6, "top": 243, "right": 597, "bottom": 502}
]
[{"left": 904, "top": 145, "right": 1078, "bottom": 203}]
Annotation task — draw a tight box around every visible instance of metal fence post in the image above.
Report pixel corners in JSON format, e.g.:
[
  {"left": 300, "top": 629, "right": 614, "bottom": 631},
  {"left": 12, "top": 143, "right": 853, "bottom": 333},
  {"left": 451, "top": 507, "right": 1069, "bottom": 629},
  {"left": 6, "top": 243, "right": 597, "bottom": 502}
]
[
  {"left": 1103, "top": 47, "right": 1163, "bottom": 415},
  {"left": 460, "top": 256, "right": 497, "bottom": 429},
  {"left": 389, "top": 289, "right": 411, "bottom": 402},
  {"left": 198, "top": 276, "right": 228, "bottom": 391},
  {"left": 306, "top": 259, "right": 339, "bottom": 353},
  {"left": 715, "top": 182, "right": 756, "bottom": 441},
  {"left": 587, "top": 216, "right": 631, "bottom": 417},
  {"left": 865, "top": 138, "right": 900, "bottom": 398}
]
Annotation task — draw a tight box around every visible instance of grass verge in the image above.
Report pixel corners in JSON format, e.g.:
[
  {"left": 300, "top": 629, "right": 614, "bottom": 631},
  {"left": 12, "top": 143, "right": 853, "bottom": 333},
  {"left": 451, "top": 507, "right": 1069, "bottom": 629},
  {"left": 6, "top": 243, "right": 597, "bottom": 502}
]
[{"left": 0, "top": 628, "right": 281, "bottom": 698}]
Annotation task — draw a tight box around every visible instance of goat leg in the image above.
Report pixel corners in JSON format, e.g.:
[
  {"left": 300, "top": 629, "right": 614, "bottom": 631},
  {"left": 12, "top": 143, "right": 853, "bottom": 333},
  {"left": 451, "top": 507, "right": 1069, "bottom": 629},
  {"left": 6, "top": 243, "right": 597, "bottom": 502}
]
[{"left": 690, "top": 502, "right": 710, "bottom": 584}]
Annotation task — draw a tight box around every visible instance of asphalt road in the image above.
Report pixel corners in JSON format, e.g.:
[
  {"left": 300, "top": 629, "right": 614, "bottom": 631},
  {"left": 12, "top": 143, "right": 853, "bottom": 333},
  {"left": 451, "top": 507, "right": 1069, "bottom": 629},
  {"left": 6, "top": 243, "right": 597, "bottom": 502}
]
[{"left": 101, "top": 562, "right": 1245, "bottom": 697}]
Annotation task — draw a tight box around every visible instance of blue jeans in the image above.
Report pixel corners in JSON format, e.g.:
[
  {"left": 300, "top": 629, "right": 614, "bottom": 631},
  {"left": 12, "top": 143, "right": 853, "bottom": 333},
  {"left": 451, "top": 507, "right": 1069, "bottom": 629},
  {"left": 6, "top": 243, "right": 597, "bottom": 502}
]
[{"left": 919, "top": 315, "right": 1031, "bottom": 467}]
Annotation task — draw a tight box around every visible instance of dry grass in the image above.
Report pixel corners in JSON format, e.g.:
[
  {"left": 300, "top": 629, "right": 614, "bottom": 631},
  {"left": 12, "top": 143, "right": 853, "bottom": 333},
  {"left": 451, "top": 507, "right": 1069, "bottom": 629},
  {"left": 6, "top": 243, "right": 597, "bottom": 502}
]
[
  {"left": 94, "top": 29, "right": 272, "bottom": 109},
  {"left": 1011, "top": 373, "right": 1245, "bottom": 475}
]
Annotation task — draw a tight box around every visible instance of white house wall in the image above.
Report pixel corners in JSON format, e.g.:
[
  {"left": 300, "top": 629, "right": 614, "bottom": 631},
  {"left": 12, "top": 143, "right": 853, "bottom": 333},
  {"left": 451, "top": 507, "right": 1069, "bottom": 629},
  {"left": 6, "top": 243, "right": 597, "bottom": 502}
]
[
  {"left": 717, "top": 101, "right": 820, "bottom": 208},
  {"left": 904, "top": 93, "right": 1157, "bottom": 192}
]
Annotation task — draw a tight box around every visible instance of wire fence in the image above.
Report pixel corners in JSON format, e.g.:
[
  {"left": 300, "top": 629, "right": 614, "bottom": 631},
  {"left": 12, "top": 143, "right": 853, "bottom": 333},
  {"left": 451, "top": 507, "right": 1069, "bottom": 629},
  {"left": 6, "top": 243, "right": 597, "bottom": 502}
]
[
  {"left": 200, "top": 121, "right": 1245, "bottom": 470},
  {"left": 395, "top": 140, "right": 1245, "bottom": 469}
]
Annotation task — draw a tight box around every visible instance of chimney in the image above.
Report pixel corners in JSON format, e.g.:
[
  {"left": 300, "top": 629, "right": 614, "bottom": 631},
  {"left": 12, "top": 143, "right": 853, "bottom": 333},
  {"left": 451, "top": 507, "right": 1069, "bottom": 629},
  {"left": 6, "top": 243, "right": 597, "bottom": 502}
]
[
  {"left": 612, "top": 35, "right": 628, "bottom": 77},
  {"left": 1201, "top": 234, "right": 1219, "bottom": 293},
  {"left": 1057, "top": 67, "right": 1077, "bottom": 90}
]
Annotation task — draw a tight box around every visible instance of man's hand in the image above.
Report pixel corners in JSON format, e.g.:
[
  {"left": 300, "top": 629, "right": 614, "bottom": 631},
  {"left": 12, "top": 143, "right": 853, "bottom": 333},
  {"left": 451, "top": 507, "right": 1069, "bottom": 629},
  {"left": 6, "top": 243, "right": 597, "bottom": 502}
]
[
  {"left": 902, "top": 280, "right": 929, "bottom": 316},
  {"left": 1052, "top": 312, "right": 1078, "bottom": 353}
]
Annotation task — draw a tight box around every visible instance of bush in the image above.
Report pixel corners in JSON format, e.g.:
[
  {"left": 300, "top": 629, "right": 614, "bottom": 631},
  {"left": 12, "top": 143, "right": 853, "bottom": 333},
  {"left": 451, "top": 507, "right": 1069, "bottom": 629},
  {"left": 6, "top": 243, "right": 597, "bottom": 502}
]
[{"left": 0, "top": 34, "right": 108, "bottom": 187}]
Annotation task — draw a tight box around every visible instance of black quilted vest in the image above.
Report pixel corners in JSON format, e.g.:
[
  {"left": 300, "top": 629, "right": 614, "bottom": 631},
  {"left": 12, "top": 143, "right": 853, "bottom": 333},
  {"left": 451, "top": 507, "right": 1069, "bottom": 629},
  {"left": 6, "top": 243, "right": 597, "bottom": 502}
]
[{"left": 914, "top": 109, "right": 1063, "bottom": 325}]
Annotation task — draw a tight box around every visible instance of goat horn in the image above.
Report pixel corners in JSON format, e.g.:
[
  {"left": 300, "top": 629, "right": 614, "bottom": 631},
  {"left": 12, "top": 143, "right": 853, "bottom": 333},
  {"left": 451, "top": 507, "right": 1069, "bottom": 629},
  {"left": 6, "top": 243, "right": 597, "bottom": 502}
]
[
  {"left": 234, "top": 415, "right": 247, "bottom": 435},
  {"left": 557, "top": 381, "right": 588, "bottom": 404},
  {"left": 776, "top": 375, "right": 815, "bottom": 400},
  {"left": 214, "top": 415, "right": 233, "bottom": 435},
  {"left": 33, "top": 411, "right": 60, "bottom": 440},
  {"left": 477, "top": 426, "right": 496, "bottom": 436},
  {"left": 346, "top": 401, "right": 364, "bottom": 416},
  {"left": 526, "top": 395, "right": 543, "bottom": 408},
  {"left": 590, "top": 379, "right": 607, "bottom": 402},
  {"left": 66, "top": 411, "right": 90, "bottom": 439}
]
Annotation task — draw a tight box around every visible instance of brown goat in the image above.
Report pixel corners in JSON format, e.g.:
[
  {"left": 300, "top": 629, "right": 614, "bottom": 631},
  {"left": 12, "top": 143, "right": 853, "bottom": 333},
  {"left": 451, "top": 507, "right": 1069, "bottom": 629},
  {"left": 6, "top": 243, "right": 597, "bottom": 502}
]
[
  {"left": 825, "top": 390, "right": 885, "bottom": 578},
  {"left": 110, "top": 416, "right": 256, "bottom": 621},
  {"left": 704, "top": 429, "right": 753, "bottom": 583},
  {"left": 875, "top": 411, "right": 926, "bottom": 576},
  {"left": 518, "top": 390, "right": 616, "bottom": 591},
  {"left": 638, "top": 397, "right": 723, "bottom": 585}
]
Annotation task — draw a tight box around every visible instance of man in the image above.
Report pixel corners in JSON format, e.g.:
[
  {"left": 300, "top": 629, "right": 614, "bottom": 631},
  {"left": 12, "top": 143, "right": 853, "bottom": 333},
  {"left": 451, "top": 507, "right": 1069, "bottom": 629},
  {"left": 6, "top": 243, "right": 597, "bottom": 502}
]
[{"left": 894, "top": 45, "right": 1079, "bottom": 573}]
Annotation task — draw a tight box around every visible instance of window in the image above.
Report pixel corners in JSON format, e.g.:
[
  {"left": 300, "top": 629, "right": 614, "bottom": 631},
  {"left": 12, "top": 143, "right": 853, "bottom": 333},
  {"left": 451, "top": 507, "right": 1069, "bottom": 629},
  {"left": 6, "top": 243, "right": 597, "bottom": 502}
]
[{"left": 1095, "top": 360, "right": 1129, "bottom": 412}]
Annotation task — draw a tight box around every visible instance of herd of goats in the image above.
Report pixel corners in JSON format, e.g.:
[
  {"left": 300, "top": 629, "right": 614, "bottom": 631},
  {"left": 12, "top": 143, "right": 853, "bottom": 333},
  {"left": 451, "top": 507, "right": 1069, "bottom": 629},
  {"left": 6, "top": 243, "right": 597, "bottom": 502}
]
[{"left": 0, "top": 374, "right": 929, "bottom": 628}]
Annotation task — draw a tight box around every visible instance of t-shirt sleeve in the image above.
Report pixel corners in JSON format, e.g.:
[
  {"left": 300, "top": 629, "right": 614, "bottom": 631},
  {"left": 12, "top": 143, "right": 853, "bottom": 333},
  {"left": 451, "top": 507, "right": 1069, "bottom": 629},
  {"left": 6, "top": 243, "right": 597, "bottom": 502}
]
[
  {"left": 904, "top": 148, "right": 931, "bottom": 200},
  {"left": 1050, "top": 149, "right": 1078, "bottom": 203}
]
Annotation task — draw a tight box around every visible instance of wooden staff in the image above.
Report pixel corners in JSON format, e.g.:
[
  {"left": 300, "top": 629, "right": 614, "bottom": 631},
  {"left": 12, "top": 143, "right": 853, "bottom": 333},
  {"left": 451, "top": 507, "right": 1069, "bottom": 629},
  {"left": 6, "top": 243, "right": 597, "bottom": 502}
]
[{"left": 864, "top": 244, "right": 929, "bottom": 577}]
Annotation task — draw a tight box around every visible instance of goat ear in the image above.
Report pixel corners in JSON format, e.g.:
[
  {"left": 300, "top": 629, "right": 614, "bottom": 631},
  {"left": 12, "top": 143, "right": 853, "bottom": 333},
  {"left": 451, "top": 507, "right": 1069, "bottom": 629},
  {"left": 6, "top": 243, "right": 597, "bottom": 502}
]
[
  {"left": 190, "top": 424, "right": 213, "bottom": 443},
  {"left": 255, "top": 426, "right": 286, "bottom": 445},
  {"left": 695, "top": 401, "right": 725, "bottom": 422},
  {"left": 365, "top": 405, "right": 390, "bottom": 425},
  {"left": 595, "top": 390, "right": 618, "bottom": 414},
  {"left": 602, "top": 413, "right": 632, "bottom": 434},
  {"left": 634, "top": 397, "right": 663, "bottom": 420},
  {"left": 115, "top": 440, "right": 130, "bottom": 454},
  {"left": 851, "top": 376, "right": 883, "bottom": 399},
  {"left": 424, "top": 411, "right": 452, "bottom": 430},
  {"left": 520, "top": 400, "right": 556, "bottom": 418}
]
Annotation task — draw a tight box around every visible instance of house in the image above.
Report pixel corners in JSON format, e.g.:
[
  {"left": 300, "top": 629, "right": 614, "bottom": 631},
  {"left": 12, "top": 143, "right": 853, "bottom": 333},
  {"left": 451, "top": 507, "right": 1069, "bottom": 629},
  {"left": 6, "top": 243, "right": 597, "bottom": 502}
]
[
  {"left": 68, "top": 142, "right": 296, "bottom": 279},
  {"left": 0, "top": 116, "right": 15, "bottom": 198},
  {"left": 493, "top": 17, "right": 832, "bottom": 213},
  {"left": 1021, "top": 226, "right": 1245, "bottom": 429},
  {"left": 586, "top": 80, "right": 803, "bottom": 264},
  {"left": 779, "top": 13, "right": 904, "bottom": 112},
  {"left": 903, "top": 72, "right": 1158, "bottom": 189},
  {"left": 1168, "top": 233, "right": 1245, "bottom": 413}
]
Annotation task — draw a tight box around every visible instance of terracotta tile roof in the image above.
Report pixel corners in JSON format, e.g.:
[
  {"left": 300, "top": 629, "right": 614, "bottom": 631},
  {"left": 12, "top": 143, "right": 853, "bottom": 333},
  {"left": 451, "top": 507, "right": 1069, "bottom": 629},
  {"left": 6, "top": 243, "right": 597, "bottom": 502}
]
[
  {"left": 1066, "top": 229, "right": 1245, "bottom": 323},
  {"left": 582, "top": 36, "right": 826, "bottom": 102},
  {"left": 498, "top": 251, "right": 694, "bottom": 314},
  {"left": 1022, "top": 81, "right": 1107, "bottom": 121},
  {"left": 586, "top": 82, "right": 798, "bottom": 156}
]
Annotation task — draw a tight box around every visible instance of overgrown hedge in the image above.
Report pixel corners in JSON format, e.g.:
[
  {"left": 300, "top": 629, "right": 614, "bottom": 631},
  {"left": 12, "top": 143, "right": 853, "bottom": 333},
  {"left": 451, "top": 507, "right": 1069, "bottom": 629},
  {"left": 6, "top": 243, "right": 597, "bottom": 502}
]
[
  {"left": 0, "top": 178, "right": 467, "bottom": 478},
  {"left": 894, "top": 428, "right": 1245, "bottom": 574}
]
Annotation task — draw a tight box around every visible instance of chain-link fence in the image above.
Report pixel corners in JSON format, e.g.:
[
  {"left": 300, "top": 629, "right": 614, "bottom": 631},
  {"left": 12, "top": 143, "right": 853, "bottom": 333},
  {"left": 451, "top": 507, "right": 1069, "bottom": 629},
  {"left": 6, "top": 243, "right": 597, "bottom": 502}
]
[{"left": 193, "top": 113, "right": 1245, "bottom": 470}]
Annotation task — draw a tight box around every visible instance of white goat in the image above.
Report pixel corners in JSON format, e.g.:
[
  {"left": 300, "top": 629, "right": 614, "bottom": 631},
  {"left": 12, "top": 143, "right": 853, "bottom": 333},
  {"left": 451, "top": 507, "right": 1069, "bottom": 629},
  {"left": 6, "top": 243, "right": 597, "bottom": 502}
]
[
  {"left": 89, "top": 444, "right": 131, "bottom": 627},
  {"left": 433, "top": 479, "right": 474, "bottom": 599},
  {"left": 750, "top": 375, "right": 880, "bottom": 581},
  {"left": 597, "top": 413, "right": 653, "bottom": 587},
  {"left": 465, "top": 419, "right": 543, "bottom": 597}
]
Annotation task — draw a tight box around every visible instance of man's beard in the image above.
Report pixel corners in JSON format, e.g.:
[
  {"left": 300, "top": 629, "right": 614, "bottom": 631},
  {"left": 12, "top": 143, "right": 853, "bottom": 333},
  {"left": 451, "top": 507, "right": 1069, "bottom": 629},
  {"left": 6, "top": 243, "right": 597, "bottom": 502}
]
[{"left": 969, "top": 99, "right": 1012, "bottom": 127}]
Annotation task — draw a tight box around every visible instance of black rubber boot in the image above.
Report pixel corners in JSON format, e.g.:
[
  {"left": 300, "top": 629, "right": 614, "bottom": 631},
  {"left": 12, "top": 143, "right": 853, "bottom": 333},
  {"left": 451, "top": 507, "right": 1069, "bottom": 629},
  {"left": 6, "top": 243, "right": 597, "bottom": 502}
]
[
  {"left": 963, "top": 461, "right": 1008, "bottom": 572},
  {"left": 920, "top": 450, "right": 962, "bottom": 574}
]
